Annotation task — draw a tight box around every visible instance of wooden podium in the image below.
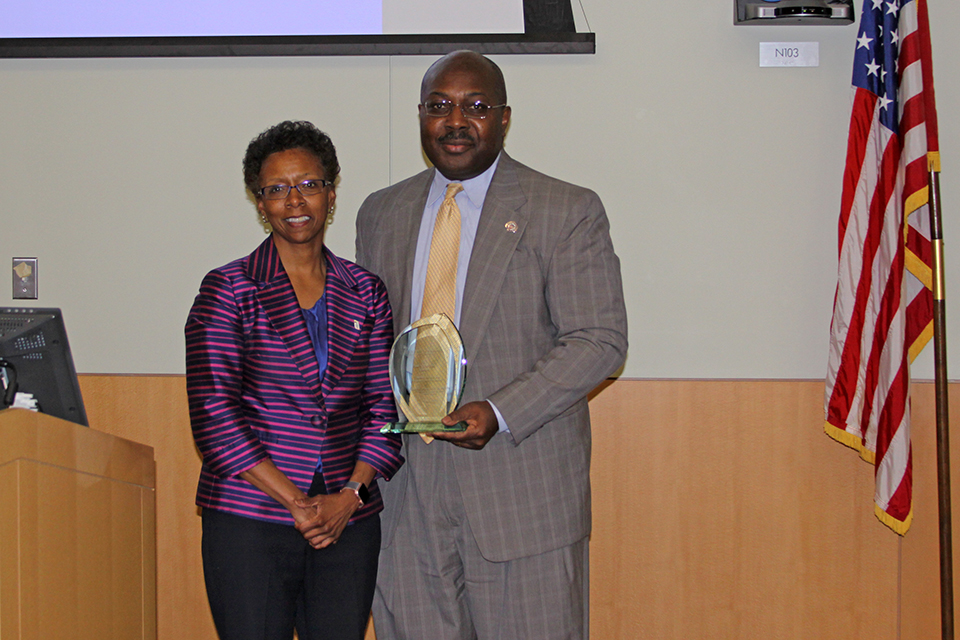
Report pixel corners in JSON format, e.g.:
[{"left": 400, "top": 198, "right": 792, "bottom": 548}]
[{"left": 0, "top": 408, "right": 156, "bottom": 640}]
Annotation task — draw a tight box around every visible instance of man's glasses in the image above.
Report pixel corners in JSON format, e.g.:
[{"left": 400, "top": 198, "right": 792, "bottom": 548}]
[
  {"left": 421, "top": 100, "right": 507, "bottom": 120},
  {"left": 257, "top": 179, "right": 332, "bottom": 201}
]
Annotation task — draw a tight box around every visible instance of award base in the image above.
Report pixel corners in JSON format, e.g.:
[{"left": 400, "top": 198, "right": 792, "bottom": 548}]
[{"left": 381, "top": 421, "right": 467, "bottom": 434}]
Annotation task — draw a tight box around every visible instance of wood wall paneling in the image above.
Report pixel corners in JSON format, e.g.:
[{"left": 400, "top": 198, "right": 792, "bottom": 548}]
[
  {"left": 79, "top": 375, "right": 213, "bottom": 639},
  {"left": 76, "top": 376, "right": 957, "bottom": 639}
]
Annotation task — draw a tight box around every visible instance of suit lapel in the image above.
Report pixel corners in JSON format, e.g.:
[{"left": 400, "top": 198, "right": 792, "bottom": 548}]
[
  {"left": 248, "top": 237, "right": 324, "bottom": 401},
  {"left": 387, "top": 171, "right": 433, "bottom": 336},
  {"left": 460, "top": 155, "right": 527, "bottom": 367},
  {"left": 320, "top": 250, "right": 366, "bottom": 397}
]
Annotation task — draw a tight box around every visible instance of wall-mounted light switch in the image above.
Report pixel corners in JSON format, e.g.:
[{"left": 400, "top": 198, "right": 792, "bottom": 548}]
[{"left": 12, "top": 258, "right": 38, "bottom": 299}]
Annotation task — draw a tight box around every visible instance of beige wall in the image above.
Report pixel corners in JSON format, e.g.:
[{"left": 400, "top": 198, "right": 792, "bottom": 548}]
[
  {"left": 2, "top": 2, "right": 957, "bottom": 379},
  {"left": 79, "top": 375, "right": 958, "bottom": 639}
]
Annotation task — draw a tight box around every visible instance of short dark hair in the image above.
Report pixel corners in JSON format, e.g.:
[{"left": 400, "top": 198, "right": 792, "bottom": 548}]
[{"left": 242, "top": 120, "right": 340, "bottom": 195}]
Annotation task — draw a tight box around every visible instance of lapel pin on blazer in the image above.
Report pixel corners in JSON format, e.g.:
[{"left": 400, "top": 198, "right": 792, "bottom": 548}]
[{"left": 505, "top": 221, "right": 518, "bottom": 233}]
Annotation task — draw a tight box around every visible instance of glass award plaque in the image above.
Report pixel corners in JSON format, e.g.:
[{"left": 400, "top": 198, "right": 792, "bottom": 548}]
[{"left": 381, "top": 313, "right": 467, "bottom": 434}]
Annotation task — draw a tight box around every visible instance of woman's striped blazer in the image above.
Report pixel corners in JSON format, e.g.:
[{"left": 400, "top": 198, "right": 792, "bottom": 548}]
[{"left": 186, "top": 237, "right": 403, "bottom": 525}]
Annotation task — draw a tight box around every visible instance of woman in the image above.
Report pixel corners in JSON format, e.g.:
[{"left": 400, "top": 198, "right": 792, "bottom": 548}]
[{"left": 186, "top": 120, "right": 402, "bottom": 640}]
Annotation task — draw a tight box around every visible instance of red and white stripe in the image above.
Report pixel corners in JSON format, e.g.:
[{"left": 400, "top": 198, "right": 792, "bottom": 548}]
[{"left": 824, "top": 0, "right": 936, "bottom": 535}]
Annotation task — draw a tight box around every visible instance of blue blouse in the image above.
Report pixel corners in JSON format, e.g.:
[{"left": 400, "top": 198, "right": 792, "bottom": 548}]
[{"left": 301, "top": 293, "right": 329, "bottom": 384}]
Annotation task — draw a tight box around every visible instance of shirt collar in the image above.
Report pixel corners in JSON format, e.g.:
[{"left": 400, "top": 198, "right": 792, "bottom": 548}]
[{"left": 428, "top": 153, "right": 502, "bottom": 210}]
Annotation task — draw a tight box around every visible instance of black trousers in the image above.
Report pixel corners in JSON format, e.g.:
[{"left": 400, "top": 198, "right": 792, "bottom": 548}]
[{"left": 201, "top": 508, "right": 380, "bottom": 640}]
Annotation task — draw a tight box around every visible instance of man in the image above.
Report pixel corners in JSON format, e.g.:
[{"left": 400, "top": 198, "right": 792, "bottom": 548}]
[{"left": 355, "top": 50, "right": 627, "bottom": 640}]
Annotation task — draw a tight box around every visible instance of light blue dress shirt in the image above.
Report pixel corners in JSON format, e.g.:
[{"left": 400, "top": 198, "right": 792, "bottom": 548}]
[{"left": 409, "top": 154, "right": 510, "bottom": 434}]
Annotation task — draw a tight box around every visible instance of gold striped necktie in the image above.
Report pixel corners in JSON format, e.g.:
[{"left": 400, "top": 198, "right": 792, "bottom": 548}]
[
  {"left": 414, "top": 182, "right": 463, "bottom": 443},
  {"left": 421, "top": 183, "right": 463, "bottom": 320}
]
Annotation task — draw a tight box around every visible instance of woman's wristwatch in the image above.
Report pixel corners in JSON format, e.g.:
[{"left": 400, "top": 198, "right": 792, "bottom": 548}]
[{"left": 342, "top": 480, "right": 370, "bottom": 506}]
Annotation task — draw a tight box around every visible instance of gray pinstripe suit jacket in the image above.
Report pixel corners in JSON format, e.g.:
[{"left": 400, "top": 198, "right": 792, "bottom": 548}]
[{"left": 356, "top": 152, "right": 628, "bottom": 562}]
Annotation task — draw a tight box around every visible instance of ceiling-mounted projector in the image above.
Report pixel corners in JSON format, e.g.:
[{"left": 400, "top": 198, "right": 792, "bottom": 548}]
[{"left": 735, "top": 0, "right": 855, "bottom": 25}]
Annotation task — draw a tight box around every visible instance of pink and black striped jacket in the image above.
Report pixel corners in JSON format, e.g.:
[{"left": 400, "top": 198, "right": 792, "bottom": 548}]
[{"left": 186, "top": 237, "right": 402, "bottom": 525}]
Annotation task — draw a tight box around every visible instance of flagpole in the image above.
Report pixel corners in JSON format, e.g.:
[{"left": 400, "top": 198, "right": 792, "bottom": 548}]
[{"left": 928, "top": 165, "right": 953, "bottom": 640}]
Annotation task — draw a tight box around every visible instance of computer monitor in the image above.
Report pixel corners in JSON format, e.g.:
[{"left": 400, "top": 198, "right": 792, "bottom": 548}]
[{"left": 0, "top": 307, "right": 88, "bottom": 427}]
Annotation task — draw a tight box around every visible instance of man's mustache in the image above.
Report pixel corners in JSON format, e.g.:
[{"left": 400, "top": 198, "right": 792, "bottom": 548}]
[{"left": 437, "top": 131, "right": 474, "bottom": 144}]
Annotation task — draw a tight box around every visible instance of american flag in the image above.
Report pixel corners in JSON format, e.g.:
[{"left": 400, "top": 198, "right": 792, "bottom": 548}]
[{"left": 824, "top": 0, "right": 939, "bottom": 535}]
